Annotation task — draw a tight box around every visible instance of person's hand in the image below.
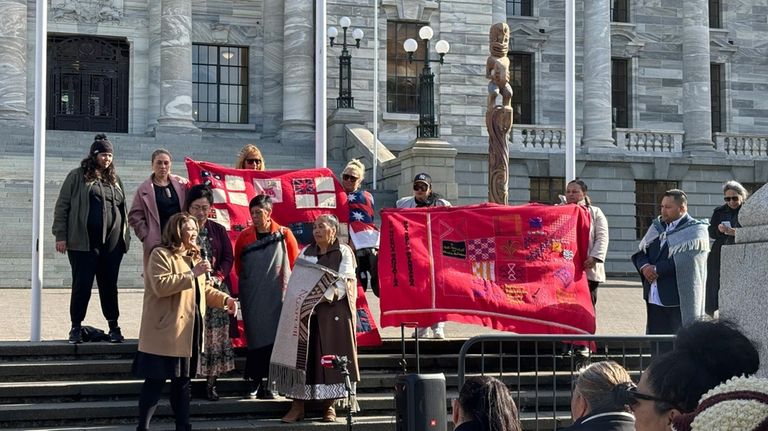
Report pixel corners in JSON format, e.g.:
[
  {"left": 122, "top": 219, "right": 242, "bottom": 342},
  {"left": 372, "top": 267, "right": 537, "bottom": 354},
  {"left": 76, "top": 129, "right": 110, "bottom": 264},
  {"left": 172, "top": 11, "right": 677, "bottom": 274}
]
[
  {"left": 584, "top": 257, "right": 597, "bottom": 269},
  {"left": 725, "top": 227, "right": 736, "bottom": 236},
  {"left": 55, "top": 241, "right": 67, "bottom": 254},
  {"left": 192, "top": 260, "right": 211, "bottom": 277},
  {"left": 225, "top": 297, "right": 238, "bottom": 315},
  {"left": 718, "top": 224, "right": 727, "bottom": 233},
  {"left": 641, "top": 265, "right": 658, "bottom": 282}
]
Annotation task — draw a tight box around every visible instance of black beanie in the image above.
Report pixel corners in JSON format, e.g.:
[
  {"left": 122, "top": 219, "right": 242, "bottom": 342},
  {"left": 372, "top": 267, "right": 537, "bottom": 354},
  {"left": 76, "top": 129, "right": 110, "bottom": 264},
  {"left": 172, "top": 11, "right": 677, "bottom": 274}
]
[{"left": 90, "top": 134, "right": 114, "bottom": 155}]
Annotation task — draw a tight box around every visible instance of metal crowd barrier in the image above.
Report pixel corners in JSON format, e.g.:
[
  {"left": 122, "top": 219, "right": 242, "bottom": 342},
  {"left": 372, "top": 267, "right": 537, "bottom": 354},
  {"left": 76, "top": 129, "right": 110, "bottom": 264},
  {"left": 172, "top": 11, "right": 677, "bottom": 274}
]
[{"left": 456, "top": 334, "right": 676, "bottom": 430}]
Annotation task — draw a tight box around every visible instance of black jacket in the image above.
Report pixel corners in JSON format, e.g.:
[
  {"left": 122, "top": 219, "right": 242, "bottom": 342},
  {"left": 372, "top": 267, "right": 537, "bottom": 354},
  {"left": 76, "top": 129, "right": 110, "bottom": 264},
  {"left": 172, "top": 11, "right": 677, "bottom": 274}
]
[
  {"left": 454, "top": 421, "right": 486, "bottom": 431},
  {"left": 561, "top": 412, "right": 635, "bottom": 431}
]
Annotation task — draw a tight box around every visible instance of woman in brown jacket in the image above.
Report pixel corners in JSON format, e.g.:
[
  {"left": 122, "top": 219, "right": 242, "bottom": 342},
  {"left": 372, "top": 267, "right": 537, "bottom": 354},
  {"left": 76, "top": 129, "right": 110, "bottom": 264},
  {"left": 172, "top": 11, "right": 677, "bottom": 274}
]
[{"left": 133, "top": 213, "right": 237, "bottom": 431}]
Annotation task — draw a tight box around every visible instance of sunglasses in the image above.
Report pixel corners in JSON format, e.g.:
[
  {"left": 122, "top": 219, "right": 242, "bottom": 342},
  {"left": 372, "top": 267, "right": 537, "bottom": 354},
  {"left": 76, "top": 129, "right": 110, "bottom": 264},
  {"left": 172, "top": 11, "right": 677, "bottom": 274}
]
[
  {"left": 724, "top": 196, "right": 740, "bottom": 202},
  {"left": 342, "top": 174, "right": 359, "bottom": 182},
  {"left": 246, "top": 158, "right": 262, "bottom": 165},
  {"left": 625, "top": 386, "right": 685, "bottom": 412},
  {"left": 413, "top": 183, "right": 429, "bottom": 192}
]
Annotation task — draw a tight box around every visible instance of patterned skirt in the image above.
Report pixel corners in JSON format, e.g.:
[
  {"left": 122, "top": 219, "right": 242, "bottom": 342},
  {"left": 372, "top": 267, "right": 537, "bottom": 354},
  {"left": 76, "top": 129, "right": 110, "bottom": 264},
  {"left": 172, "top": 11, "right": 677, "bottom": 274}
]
[{"left": 198, "top": 283, "right": 235, "bottom": 377}]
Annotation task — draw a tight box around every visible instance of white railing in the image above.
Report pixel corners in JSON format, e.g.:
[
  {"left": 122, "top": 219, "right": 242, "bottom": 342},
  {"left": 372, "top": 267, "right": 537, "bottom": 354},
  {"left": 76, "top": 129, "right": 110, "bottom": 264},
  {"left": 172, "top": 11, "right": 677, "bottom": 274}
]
[
  {"left": 614, "top": 128, "right": 683, "bottom": 153},
  {"left": 715, "top": 133, "right": 768, "bottom": 157}
]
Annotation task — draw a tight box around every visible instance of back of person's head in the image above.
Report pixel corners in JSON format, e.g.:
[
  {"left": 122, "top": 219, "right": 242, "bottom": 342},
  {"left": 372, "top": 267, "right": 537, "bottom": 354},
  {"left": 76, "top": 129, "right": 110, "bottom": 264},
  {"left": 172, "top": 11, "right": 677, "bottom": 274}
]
[
  {"left": 573, "top": 361, "right": 634, "bottom": 416},
  {"left": 647, "top": 319, "right": 759, "bottom": 413},
  {"left": 456, "top": 376, "right": 521, "bottom": 431},
  {"left": 671, "top": 375, "right": 768, "bottom": 431}
]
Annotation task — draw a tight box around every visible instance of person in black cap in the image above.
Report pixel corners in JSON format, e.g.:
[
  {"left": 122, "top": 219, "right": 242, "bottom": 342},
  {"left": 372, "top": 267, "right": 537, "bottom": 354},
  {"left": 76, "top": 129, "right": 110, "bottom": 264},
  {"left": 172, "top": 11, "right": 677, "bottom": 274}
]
[
  {"left": 53, "top": 134, "right": 131, "bottom": 344},
  {"left": 396, "top": 172, "right": 451, "bottom": 338}
]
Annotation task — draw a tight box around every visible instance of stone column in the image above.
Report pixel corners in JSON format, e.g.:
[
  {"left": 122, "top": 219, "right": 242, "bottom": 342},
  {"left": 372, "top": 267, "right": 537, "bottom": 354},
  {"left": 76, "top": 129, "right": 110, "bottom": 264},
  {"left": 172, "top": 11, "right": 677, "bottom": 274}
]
[
  {"left": 492, "top": 0, "right": 506, "bottom": 25},
  {"left": 721, "top": 184, "right": 768, "bottom": 377},
  {"left": 282, "top": 0, "right": 315, "bottom": 144},
  {"left": 582, "top": 0, "right": 614, "bottom": 149},
  {"left": 146, "top": 0, "right": 161, "bottom": 132},
  {"left": 156, "top": 0, "right": 199, "bottom": 135},
  {"left": 263, "top": 0, "right": 284, "bottom": 138},
  {"left": 682, "top": 0, "right": 713, "bottom": 152},
  {"left": 0, "top": 0, "right": 28, "bottom": 126}
]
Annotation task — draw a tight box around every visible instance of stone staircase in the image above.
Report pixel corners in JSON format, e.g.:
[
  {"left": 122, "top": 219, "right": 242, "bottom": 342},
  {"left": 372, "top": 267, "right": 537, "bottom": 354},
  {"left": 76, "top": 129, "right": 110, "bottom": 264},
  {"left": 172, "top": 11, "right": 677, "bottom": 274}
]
[
  {"left": 0, "top": 129, "right": 319, "bottom": 288},
  {"left": 0, "top": 338, "right": 656, "bottom": 430}
]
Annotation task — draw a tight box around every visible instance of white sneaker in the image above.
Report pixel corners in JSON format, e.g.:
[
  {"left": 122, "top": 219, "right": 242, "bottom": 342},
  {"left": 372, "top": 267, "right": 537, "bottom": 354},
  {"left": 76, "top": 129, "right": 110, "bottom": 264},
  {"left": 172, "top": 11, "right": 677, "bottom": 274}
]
[
  {"left": 412, "top": 327, "right": 430, "bottom": 338},
  {"left": 432, "top": 327, "right": 445, "bottom": 339}
]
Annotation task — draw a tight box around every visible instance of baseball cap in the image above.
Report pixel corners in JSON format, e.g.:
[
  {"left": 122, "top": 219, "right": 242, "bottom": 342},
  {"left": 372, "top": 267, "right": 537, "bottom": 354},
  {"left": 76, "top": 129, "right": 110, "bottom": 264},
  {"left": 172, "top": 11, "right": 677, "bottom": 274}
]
[{"left": 413, "top": 173, "right": 432, "bottom": 185}]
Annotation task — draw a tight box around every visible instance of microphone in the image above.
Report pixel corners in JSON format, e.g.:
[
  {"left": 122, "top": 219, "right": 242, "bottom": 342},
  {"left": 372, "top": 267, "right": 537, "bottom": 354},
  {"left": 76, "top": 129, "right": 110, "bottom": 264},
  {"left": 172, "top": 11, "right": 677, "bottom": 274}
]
[
  {"left": 198, "top": 231, "right": 211, "bottom": 282},
  {"left": 321, "top": 354, "right": 348, "bottom": 370}
]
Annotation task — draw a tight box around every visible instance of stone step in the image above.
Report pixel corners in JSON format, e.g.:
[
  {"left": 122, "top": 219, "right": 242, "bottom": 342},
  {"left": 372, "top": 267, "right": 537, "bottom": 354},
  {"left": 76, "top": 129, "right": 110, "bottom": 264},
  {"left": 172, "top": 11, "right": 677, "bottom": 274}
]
[
  {"left": 13, "top": 412, "right": 572, "bottom": 431},
  {"left": 0, "top": 372, "right": 584, "bottom": 402}
]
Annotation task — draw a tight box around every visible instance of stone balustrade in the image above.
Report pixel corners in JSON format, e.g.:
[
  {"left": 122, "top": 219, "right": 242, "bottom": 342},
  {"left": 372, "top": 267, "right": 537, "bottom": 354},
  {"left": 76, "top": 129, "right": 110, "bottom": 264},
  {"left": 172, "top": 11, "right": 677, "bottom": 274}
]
[
  {"left": 510, "top": 125, "right": 566, "bottom": 151},
  {"left": 715, "top": 132, "right": 768, "bottom": 157},
  {"left": 614, "top": 128, "right": 683, "bottom": 153}
]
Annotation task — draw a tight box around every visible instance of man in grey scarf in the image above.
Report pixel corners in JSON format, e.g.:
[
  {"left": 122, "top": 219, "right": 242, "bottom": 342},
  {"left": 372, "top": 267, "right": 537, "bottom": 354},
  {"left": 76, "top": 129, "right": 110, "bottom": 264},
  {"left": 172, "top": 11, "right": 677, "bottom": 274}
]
[{"left": 631, "top": 189, "right": 709, "bottom": 337}]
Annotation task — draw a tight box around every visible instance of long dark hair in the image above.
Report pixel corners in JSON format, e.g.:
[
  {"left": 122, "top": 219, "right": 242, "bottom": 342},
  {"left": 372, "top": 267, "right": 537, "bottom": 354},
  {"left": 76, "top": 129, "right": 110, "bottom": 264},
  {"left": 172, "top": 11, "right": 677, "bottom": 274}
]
[
  {"left": 81, "top": 134, "right": 117, "bottom": 184},
  {"left": 646, "top": 319, "right": 759, "bottom": 414},
  {"left": 458, "top": 376, "right": 521, "bottom": 431}
]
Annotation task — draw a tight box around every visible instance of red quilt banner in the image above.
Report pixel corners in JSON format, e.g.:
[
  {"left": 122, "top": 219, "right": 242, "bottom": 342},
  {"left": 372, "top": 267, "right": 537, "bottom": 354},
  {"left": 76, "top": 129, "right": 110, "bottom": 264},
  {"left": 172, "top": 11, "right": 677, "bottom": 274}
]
[
  {"left": 185, "top": 159, "right": 382, "bottom": 346},
  {"left": 379, "top": 203, "right": 595, "bottom": 335}
]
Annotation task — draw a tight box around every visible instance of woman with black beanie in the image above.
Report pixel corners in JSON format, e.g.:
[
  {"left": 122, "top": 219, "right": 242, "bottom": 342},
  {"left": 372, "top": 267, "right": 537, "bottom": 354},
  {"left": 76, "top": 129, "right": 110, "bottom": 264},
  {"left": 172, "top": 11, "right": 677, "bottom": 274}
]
[{"left": 53, "top": 134, "right": 131, "bottom": 344}]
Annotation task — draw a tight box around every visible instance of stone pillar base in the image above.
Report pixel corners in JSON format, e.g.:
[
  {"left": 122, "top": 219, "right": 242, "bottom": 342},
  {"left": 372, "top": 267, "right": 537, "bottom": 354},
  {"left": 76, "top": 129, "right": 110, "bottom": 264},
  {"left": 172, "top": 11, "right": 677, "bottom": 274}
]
[
  {"left": 328, "top": 108, "right": 366, "bottom": 161},
  {"left": 396, "top": 138, "right": 458, "bottom": 202},
  {"left": 154, "top": 121, "right": 201, "bottom": 144},
  {"left": 720, "top": 183, "right": 768, "bottom": 377}
]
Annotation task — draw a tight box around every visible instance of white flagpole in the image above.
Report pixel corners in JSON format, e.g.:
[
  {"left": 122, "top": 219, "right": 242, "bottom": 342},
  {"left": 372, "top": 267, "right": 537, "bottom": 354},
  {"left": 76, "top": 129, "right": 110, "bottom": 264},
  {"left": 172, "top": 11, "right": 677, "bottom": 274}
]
[
  {"left": 316, "top": 0, "right": 328, "bottom": 168},
  {"left": 31, "top": 0, "right": 48, "bottom": 341},
  {"left": 372, "top": 0, "right": 379, "bottom": 190},
  {"left": 565, "top": 0, "right": 576, "bottom": 182}
]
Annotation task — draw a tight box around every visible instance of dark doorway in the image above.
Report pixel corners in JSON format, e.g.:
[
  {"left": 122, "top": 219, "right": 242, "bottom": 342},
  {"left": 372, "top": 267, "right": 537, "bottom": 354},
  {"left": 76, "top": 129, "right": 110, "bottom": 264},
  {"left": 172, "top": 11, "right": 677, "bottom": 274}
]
[{"left": 48, "top": 35, "right": 129, "bottom": 133}]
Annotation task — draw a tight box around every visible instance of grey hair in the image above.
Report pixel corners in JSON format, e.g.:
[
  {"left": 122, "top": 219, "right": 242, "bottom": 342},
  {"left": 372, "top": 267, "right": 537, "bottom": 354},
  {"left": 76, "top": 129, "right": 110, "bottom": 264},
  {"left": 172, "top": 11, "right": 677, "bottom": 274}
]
[
  {"left": 723, "top": 180, "right": 749, "bottom": 199},
  {"left": 315, "top": 214, "right": 340, "bottom": 234}
]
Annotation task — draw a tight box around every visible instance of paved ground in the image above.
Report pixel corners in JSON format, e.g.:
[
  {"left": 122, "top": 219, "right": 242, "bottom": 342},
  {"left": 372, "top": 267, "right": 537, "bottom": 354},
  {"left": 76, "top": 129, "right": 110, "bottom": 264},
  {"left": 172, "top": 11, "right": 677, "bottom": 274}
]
[{"left": 3, "top": 278, "right": 645, "bottom": 342}]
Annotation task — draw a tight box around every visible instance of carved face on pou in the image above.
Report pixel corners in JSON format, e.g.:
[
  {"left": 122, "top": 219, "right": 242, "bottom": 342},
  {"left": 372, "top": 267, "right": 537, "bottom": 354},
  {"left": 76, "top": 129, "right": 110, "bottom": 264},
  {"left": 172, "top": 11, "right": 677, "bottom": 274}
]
[{"left": 489, "top": 22, "right": 510, "bottom": 57}]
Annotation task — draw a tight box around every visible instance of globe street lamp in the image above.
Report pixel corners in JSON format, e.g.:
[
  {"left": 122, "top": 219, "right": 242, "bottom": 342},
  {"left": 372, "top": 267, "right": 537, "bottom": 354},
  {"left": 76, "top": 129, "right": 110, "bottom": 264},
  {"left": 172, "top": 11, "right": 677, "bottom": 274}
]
[
  {"left": 328, "top": 17, "right": 364, "bottom": 109},
  {"left": 403, "top": 25, "right": 450, "bottom": 138}
]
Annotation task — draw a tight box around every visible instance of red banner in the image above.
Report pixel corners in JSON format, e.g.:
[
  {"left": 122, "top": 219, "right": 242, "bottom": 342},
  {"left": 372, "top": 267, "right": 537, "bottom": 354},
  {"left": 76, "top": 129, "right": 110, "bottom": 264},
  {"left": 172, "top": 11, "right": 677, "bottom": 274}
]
[
  {"left": 185, "top": 159, "right": 382, "bottom": 346},
  {"left": 379, "top": 203, "right": 595, "bottom": 335}
]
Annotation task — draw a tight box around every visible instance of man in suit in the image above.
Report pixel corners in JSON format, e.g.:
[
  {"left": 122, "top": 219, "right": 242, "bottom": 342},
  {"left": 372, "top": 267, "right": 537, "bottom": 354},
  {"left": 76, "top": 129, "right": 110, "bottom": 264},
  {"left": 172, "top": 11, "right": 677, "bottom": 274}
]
[{"left": 632, "top": 189, "right": 709, "bottom": 336}]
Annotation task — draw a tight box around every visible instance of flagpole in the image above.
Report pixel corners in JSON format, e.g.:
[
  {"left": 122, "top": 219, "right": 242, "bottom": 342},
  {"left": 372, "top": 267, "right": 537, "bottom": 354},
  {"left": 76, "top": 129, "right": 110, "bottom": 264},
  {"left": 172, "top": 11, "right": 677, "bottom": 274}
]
[
  {"left": 372, "top": 0, "right": 379, "bottom": 190},
  {"left": 31, "top": 0, "right": 48, "bottom": 341},
  {"left": 565, "top": 0, "right": 576, "bottom": 182},
  {"left": 315, "top": 0, "right": 327, "bottom": 168}
]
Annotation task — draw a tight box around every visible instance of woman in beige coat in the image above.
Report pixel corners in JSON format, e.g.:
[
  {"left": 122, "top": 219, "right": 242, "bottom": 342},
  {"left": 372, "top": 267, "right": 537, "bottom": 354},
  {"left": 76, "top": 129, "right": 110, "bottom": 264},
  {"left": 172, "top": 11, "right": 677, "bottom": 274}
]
[{"left": 133, "top": 213, "right": 237, "bottom": 431}]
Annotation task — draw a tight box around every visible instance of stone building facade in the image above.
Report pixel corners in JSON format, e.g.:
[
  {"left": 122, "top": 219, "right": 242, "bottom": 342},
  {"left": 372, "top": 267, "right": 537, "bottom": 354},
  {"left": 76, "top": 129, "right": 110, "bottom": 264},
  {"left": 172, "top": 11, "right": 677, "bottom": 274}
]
[{"left": 0, "top": 0, "right": 767, "bottom": 276}]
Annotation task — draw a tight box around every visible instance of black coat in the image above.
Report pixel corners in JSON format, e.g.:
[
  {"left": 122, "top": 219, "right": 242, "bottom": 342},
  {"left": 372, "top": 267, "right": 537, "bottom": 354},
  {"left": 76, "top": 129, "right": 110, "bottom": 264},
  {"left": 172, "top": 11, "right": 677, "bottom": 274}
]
[
  {"left": 454, "top": 421, "right": 485, "bottom": 431},
  {"left": 561, "top": 412, "right": 635, "bottom": 431},
  {"left": 705, "top": 204, "right": 741, "bottom": 314}
]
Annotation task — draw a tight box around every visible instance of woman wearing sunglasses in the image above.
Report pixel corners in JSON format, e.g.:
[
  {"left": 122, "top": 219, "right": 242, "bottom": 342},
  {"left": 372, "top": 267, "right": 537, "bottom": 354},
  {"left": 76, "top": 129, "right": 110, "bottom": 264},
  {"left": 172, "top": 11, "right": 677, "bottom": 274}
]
[
  {"left": 340, "top": 159, "right": 381, "bottom": 297},
  {"left": 628, "top": 320, "right": 759, "bottom": 431},
  {"left": 705, "top": 180, "right": 748, "bottom": 316},
  {"left": 396, "top": 172, "right": 451, "bottom": 339},
  {"left": 235, "top": 144, "right": 266, "bottom": 170}
]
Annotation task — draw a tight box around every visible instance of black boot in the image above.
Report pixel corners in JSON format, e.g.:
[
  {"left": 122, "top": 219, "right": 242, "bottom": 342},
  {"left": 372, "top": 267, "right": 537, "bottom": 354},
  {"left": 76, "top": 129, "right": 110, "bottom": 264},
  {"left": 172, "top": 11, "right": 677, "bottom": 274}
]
[
  {"left": 108, "top": 320, "right": 124, "bottom": 343},
  {"left": 206, "top": 376, "right": 219, "bottom": 401},
  {"left": 68, "top": 326, "right": 83, "bottom": 344}
]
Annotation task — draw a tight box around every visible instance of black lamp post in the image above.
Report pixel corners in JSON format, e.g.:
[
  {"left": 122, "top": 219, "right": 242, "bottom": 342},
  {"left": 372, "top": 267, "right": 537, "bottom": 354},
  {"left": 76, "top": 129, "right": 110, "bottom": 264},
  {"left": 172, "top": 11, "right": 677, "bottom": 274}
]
[
  {"left": 328, "top": 16, "right": 364, "bottom": 109},
  {"left": 403, "top": 26, "right": 450, "bottom": 139}
]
